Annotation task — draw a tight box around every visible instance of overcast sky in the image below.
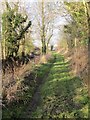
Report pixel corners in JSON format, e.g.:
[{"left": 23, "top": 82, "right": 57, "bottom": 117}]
[
  {"left": 23, "top": 1, "right": 71, "bottom": 47},
  {"left": 1, "top": 0, "right": 72, "bottom": 47},
  {"left": 2, "top": 0, "right": 89, "bottom": 2}
]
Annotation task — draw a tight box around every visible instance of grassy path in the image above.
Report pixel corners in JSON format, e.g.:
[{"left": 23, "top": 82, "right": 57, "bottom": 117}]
[
  {"left": 23, "top": 54, "right": 88, "bottom": 118},
  {"left": 21, "top": 58, "right": 55, "bottom": 118},
  {"left": 3, "top": 54, "right": 88, "bottom": 119},
  {"left": 3, "top": 55, "right": 56, "bottom": 119}
]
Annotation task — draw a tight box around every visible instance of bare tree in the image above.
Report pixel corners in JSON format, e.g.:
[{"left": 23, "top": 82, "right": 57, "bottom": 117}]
[{"left": 29, "top": 1, "right": 63, "bottom": 54}]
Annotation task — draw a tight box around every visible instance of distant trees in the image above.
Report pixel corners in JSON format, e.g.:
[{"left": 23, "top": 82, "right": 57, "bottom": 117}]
[
  {"left": 30, "top": 1, "right": 62, "bottom": 54},
  {"left": 65, "top": 1, "right": 89, "bottom": 56},
  {"left": 64, "top": 2, "right": 88, "bottom": 81},
  {"left": 40, "top": 1, "right": 54, "bottom": 54},
  {"left": 65, "top": 2, "right": 88, "bottom": 49},
  {"left": 34, "top": 1, "right": 54, "bottom": 54}
]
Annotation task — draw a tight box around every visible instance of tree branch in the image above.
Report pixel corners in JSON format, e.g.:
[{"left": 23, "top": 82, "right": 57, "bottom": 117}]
[{"left": 17, "top": 21, "right": 31, "bottom": 40}]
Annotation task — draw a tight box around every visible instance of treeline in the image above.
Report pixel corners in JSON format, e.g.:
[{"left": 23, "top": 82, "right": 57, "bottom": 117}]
[
  {"left": 1, "top": 1, "right": 56, "bottom": 74},
  {"left": 1, "top": 2, "right": 35, "bottom": 74},
  {"left": 59, "top": 2, "right": 90, "bottom": 88}
]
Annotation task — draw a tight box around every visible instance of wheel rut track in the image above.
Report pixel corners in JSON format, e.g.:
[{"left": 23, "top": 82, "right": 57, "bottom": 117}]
[{"left": 21, "top": 58, "right": 56, "bottom": 118}]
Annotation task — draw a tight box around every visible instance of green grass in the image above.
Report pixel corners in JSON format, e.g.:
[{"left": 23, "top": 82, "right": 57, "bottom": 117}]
[
  {"left": 2, "top": 55, "right": 55, "bottom": 119},
  {"left": 2, "top": 53, "right": 88, "bottom": 119},
  {"left": 30, "top": 54, "right": 88, "bottom": 118}
]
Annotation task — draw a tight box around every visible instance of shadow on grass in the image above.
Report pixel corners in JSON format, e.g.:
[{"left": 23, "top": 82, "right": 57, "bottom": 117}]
[
  {"left": 2, "top": 54, "right": 88, "bottom": 119},
  {"left": 2, "top": 56, "right": 55, "bottom": 119},
  {"left": 32, "top": 55, "right": 88, "bottom": 118}
]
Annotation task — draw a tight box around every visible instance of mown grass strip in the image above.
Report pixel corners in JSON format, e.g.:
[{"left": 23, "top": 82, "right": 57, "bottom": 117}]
[{"left": 30, "top": 54, "right": 88, "bottom": 118}]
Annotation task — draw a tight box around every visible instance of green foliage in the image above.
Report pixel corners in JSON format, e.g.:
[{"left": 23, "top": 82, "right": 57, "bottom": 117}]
[
  {"left": 2, "top": 2, "right": 31, "bottom": 58},
  {"left": 25, "top": 39, "right": 34, "bottom": 54},
  {"left": 80, "top": 38, "right": 89, "bottom": 46},
  {"left": 65, "top": 2, "right": 88, "bottom": 48}
]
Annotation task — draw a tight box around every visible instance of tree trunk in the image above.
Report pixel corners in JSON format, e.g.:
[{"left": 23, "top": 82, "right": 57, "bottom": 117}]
[
  {"left": 41, "top": 0, "right": 47, "bottom": 55},
  {"left": 42, "top": 41, "right": 46, "bottom": 54},
  {"left": 83, "top": 2, "right": 90, "bottom": 117},
  {"left": 87, "top": 2, "right": 90, "bottom": 118}
]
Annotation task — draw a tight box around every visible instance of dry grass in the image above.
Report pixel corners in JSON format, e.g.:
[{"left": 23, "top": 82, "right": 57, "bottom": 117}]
[
  {"left": 2, "top": 54, "right": 52, "bottom": 103},
  {"left": 2, "top": 56, "right": 40, "bottom": 102},
  {"left": 58, "top": 46, "right": 88, "bottom": 85}
]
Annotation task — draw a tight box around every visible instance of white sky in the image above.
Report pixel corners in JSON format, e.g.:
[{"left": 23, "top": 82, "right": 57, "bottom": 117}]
[
  {"left": 2, "top": 0, "right": 90, "bottom": 2},
  {"left": 25, "top": 1, "right": 70, "bottom": 47},
  {"left": 1, "top": 0, "right": 72, "bottom": 47}
]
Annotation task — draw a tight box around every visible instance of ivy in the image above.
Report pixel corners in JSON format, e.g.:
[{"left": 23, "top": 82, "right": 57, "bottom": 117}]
[{"left": 2, "top": 2, "right": 31, "bottom": 58}]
